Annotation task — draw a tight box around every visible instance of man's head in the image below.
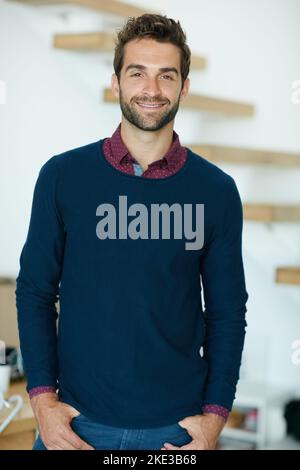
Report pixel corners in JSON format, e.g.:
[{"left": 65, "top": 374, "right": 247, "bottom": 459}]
[{"left": 111, "top": 14, "right": 191, "bottom": 132}]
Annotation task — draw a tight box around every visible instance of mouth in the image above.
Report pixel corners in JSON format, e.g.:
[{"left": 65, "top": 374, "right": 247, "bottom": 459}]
[{"left": 135, "top": 101, "right": 167, "bottom": 110}]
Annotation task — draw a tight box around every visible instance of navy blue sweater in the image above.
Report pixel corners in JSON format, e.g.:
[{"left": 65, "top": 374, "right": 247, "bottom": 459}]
[{"left": 15, "top": 139, "right": 248, "bottom": 428}]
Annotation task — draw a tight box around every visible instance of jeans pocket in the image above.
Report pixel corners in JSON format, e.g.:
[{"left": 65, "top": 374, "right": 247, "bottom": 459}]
[
  {"left": 170, "top": 432, "right": 193, "bottom": 447},
  {"left": 167, "top": 423, "right": 192, "bottom": 446},
  {"left": 161, "top": 422, "right": 190, "bottom": 438}
]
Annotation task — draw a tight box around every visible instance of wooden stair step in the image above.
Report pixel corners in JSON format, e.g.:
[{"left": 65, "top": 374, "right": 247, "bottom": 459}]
[
  {"left": 103, "top": 88, "right": 254, "bottom": 117},
  {"left": 276, "top": 267, "right": 300, "bottom": 286},
  {"left": 7, "top": 0, "right": 155, "bottom": 17},
  {"left": 53, "top": 32, "right": 206, "bottom": 70},
  {"left": 54, "top": 31, "right": 116, "bottom": 52},
  {"left": 190, "top": 144, "right": 300, "bottom": 166},
  {"left": 243, "top": 203, "right": 300, "bottom": 222}
]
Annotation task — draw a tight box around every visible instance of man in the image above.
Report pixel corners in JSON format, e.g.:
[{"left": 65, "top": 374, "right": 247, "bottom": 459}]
[{"left": 16, "top": 13, "right": 248, "bottom": 450}]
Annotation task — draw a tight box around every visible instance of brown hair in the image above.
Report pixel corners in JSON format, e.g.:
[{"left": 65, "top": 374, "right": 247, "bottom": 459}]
[{"left": 113, "top": 14, "right": 191, "bottom": 90}]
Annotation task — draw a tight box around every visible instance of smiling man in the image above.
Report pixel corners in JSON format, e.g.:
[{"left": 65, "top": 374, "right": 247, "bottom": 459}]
[{"left": 16, "top": 14, "right": 249, "bottom": 451}]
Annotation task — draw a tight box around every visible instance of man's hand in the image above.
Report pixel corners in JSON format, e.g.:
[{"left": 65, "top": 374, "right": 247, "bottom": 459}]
[
  {"left": 31, "top": 392, "right": 94, "bottom": 450},
  {"left": 161, "top": 413, "right": 226, "bottom": 450}
]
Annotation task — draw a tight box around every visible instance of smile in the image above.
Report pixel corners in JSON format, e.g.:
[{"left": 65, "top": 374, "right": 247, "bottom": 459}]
[{"left": 136, "top": 101, "right": 166, "bottom": 110}]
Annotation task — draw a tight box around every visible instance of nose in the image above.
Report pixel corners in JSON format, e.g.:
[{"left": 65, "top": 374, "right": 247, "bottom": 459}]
[{"left": 142, "top": 76, "right": 162, "bottom": 97}]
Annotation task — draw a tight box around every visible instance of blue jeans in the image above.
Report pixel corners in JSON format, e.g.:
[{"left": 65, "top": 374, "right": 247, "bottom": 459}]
[{"left": 32, "top": 413, "right": 193, "bottom": 450}]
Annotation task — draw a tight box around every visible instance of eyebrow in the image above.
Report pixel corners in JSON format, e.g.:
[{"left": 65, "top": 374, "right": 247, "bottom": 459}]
[{"left": 125, "top": 64, "right": 179, "bottom": 76}]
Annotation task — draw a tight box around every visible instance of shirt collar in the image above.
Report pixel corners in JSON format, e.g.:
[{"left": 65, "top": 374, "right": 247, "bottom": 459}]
[{"left": 109, "top": 122, "right": 184, "bottom": 169}]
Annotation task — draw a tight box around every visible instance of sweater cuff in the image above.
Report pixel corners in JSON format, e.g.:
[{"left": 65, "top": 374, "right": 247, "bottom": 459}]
[
  {"left": 202, "top": 404, "right": 230, "bottom": 422},
  {"left": 29, "top": 386, "right": 57, "bottom": 399}
]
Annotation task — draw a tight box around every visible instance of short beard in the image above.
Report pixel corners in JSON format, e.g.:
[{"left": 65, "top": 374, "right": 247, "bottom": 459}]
[{"left": 119, "top": 87, "right": 181, "bottom": 132}]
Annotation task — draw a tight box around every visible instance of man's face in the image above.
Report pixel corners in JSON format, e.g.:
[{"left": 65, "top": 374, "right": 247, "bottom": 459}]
[{"left": 111, "top": 38, "right": 190, "bottom": 132}]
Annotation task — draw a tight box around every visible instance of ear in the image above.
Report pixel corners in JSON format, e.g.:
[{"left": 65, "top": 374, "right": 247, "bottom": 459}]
[
  {"left": 180, "top": 77, "right": 190, "bottom": 99},
  {"left": 111, "top": 73, "right": 120, "bottom": 99}
]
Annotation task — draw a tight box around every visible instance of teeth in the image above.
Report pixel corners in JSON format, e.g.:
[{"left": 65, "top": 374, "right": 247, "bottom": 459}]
[{"left": 137, "top": 102, "right": 165, "bottom": 108}]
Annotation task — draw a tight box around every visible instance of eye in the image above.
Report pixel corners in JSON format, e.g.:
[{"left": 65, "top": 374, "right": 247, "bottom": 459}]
[{"left": 130, "top": 73, "right": 173, "bottom": 80}]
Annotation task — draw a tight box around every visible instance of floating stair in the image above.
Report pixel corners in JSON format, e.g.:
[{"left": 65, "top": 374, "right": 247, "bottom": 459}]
[
  {"left": 53, "top": 32, "right": 207, "bottom": 70},
  {"left": 243, "top": 203, "right": 300, "bottom": 222},
  {"left": 275, "top": 267, "right": 300, "bottom": 286},
  {"left": 8, "top": 0, "right": 155, "bottom": 17},
  {"left": 190, "top": 144, "right": 300, "bottom": 166},
  {"left": 103, "top": 88, "right": 255, "bottom": 117}
]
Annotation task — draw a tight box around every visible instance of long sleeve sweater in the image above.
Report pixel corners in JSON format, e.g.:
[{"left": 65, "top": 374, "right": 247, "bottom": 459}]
[{"left": 15, "top": 136, "right": 248, "bottom": 428}]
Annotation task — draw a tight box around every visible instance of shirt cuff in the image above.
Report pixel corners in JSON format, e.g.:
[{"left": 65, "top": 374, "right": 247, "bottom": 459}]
[
  {"left": 202, "top": 404, "right": 230, "bottom": 422},
  {"left": 28, "top": 386, "right": 57, "bottom": 399}
]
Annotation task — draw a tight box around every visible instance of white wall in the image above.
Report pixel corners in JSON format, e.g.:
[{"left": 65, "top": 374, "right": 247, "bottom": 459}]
[{"left": 1, "top": 0, "right": 300, "bottom": 392}]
